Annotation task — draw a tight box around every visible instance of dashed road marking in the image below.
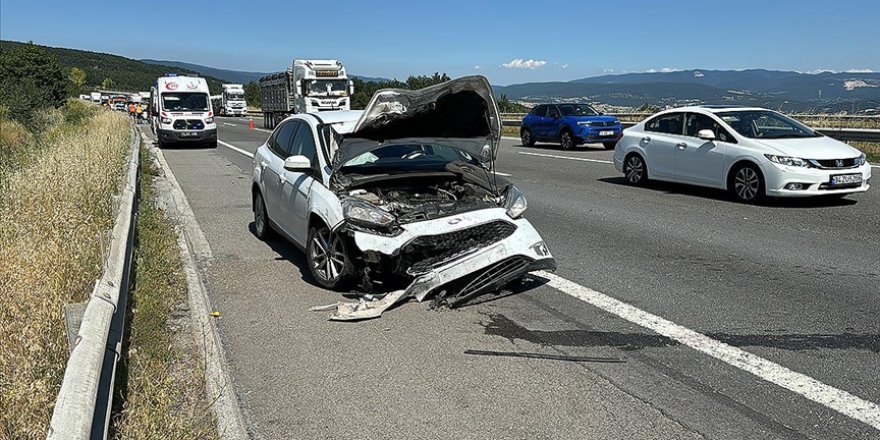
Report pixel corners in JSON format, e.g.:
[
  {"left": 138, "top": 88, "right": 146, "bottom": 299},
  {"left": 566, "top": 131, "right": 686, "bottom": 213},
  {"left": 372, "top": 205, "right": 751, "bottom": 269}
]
[
  {"left": 536, "top": 270, "right": 880, "bottom": 430},
  {"left": 519, "top": 151, "right": 614, "bottom": 165}
]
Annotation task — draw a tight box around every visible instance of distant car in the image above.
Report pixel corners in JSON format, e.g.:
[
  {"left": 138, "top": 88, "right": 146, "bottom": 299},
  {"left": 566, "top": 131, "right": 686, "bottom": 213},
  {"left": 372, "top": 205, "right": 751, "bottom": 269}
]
[
  {"left": 520, "top": 103, "right": 623, "bottom": 150},
  {"left": 113, "top": 102, "right": 126, "bottom": 111},
  {"left": 613, "top": 105, "right": 871, "bottom": 202}
]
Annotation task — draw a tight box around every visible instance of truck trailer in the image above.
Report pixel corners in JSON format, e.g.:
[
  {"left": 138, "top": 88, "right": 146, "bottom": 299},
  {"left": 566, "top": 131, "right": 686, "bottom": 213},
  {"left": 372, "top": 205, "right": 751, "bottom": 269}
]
[
  {"left": 259, "top": 59, "right": 353, "bottom": 128},
  {"left": 149, "top": 74, "right": 217, "bottom": 148}
]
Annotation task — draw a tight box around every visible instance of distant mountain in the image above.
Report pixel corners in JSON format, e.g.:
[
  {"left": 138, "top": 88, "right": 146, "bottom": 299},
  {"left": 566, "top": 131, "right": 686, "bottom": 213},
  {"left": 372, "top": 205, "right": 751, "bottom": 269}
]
[
  {"left": 141, "top": 59, "right": 389, "bottom": 84},
  {"left": 495, "top": 69, "right": 880, "bottom": 113}
]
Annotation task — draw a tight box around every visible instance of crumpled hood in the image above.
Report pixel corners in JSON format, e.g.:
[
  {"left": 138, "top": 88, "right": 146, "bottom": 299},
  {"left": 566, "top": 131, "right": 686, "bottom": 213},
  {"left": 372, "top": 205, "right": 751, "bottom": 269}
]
[
  {"left": 753, "top": 135, "right": 864, "bottom": 160},
  {"left": 335, "top": 75, "right": 501, "bottom": 166}
]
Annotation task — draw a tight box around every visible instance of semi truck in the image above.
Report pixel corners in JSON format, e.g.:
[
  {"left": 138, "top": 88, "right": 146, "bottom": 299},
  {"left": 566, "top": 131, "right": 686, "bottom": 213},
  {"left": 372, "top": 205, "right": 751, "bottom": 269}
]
[
  {"left": 219, "top": 84, "right": 247, "bottom": 116},
  {"left": 149, "top": 74, "right": 217, "bottom": 148},
  {"left": 90, "top": 92, "right": 102, "bottom": 103},
  {"left": 259, "top": 59, "right": 353, "bottom": 128}
]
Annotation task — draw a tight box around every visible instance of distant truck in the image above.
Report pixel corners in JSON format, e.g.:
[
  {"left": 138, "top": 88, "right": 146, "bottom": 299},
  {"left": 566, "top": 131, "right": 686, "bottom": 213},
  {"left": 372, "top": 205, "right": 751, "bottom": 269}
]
[
  {"left": 90, "top": 92, "right": 102, "bottom": 103},
  {"left": 259, "top": 59, "right": 353, "bottom": 128},
  {"left": 219, "top": 84, "right": 247, "bottom": 116},
  {"left": 149, "top": 74, "right": 217, "bottom": 148}
]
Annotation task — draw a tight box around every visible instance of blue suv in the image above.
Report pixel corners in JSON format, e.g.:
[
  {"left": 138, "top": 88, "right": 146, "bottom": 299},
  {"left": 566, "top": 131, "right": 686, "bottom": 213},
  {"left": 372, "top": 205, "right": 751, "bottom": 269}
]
[{"left": 520, "top": 103, "right": 622, "bottom": 150}]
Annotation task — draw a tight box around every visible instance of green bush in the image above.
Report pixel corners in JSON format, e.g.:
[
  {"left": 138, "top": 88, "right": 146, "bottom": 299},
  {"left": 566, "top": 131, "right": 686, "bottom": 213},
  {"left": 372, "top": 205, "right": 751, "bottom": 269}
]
[{"left": 0, "top": 43, "right": 67, "bottom": 130}]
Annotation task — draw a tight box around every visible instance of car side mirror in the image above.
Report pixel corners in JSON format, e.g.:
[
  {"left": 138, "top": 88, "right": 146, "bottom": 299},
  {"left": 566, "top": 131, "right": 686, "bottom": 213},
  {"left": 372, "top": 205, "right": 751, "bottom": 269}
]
[
  {"left": 598, "top": 111, "right": 605, "bottom": 115},
  {"left": 284, "top": 155, "right": 312, "bottom": 172},
  {"left": 697, "top": 129, "right": 716, "bottom": 141}
]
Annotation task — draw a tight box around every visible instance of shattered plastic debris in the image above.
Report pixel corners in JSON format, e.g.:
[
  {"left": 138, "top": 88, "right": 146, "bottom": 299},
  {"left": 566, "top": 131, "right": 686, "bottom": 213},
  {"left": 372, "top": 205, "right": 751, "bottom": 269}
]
[{"left": 310, "top": 289, "right": 407, "bottom": 321}]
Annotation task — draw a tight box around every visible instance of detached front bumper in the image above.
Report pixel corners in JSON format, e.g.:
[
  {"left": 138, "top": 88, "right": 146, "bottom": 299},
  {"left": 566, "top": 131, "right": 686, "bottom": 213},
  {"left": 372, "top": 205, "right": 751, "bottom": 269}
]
[{"left": 763, "top": 162, "right": 871, "bottom": 197}]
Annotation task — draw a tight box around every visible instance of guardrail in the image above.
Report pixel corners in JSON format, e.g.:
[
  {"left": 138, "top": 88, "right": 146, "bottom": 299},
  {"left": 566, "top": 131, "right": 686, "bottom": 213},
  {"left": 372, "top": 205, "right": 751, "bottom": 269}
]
[{"left": 47, "top": 125, "right": 140, "bottom": 440}]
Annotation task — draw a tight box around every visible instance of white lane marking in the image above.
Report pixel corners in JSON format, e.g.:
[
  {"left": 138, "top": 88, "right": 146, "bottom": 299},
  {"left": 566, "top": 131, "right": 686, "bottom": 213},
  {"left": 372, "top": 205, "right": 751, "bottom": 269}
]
[
  {"left": 222, "top": 122, "right": 236, "bottom": 126},
  {"left": 218, "top": 140, "right": 254, "bottom": 158},
  {"left": 519, "top": 151, "right": 613, "bottom": 165},
  {"left": 536, "top": 270, "right": 880, "bottom": 430}
]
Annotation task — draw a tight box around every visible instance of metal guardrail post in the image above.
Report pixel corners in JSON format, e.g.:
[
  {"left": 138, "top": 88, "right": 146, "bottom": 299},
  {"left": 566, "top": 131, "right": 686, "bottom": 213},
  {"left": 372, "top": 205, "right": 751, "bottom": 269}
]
[{"left": 47, "top": 125, "right": 140, "bottom": 440}]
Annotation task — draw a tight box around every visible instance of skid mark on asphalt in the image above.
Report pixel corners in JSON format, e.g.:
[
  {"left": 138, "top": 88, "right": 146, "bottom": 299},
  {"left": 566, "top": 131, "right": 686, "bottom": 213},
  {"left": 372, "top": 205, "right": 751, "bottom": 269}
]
[
  {"left": 519, "top": 151, "right": 614, "bottom": 165},
  {"left": 533, "top": 270, "right": 880, "bottom": 430}
]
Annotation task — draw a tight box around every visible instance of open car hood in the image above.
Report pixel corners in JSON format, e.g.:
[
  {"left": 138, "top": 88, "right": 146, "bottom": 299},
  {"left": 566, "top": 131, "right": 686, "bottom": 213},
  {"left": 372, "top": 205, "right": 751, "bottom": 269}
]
[{"left": 334, "top": 75, "right": 501, "bottom": 167}]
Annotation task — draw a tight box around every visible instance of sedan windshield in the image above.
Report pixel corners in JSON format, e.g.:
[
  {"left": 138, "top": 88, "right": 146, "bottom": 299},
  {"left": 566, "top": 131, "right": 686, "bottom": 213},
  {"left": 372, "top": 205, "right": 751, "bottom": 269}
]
[
  {"left": 340, "top": 143, "right": 477, "bottom": 173},
  {"left": 162, "top": 93, "right": 210, "bottom": 111},
  {"left": 717, "top": 110, "right": 820, "bottom": 139},
  {"left": 558, "top": 104, "right": 599, "bottom": 116},
  {"left": 309, "top": 80, "right": 349, "bottom": 96}
]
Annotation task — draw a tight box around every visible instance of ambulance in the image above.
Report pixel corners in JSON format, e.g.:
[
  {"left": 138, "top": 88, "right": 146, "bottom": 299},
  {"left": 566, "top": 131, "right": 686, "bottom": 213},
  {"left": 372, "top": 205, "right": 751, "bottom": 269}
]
[{"left": 150, "top": 75, "right": 217, "bottom": 148}]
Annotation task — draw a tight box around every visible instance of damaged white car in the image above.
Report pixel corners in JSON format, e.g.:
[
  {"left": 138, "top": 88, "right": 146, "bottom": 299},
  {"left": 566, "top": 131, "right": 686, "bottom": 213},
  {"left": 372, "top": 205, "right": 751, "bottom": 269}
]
[{"left": 251, "top": 75, "right": 556, "bottom": 320}]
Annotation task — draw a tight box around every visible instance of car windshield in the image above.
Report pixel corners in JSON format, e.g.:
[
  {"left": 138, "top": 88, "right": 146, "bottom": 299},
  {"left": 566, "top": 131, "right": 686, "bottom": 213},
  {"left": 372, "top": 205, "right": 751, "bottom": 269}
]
[
  {"left": 225, "top": 93, "right": 245, "bottom": 101},
  {"left": 717, "top": 110, "right": 820, "bottom": 139},
  {"left": 309, "top": 80, "right": 349, "bottom": 96},
  {"left": 162, "top": 93, "right": 210, "bottom": 111},
  {"left": 558, "top": 104, "right": 599, "bottom": 116},
  {"left": 340, "top": 143, "right": 478, "bottom": 174}
]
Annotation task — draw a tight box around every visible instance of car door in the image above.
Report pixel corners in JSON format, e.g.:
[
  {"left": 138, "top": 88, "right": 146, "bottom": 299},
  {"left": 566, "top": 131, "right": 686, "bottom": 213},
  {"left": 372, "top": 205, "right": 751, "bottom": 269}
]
[
  {"left": 279, "top": 120, "right": 320, "bottom": 246},
  {"left": 676, "top": 112, "right": 732, "bottom": 187},
  {"left": 545, "top": 105, "right": 562, "bottom": 139},
  {"left": 526, "top": 105, "right": 547, "bottom": 139},
  {"left": 640, "top": 112, "right": 684, "bottom": 179},
  {"left": 262, "top": 121, "right": 296, "bottom": 225}
]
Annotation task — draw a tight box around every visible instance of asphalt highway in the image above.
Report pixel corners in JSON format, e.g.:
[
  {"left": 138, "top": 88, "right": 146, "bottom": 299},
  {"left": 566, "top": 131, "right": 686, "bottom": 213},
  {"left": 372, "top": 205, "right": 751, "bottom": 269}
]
[{"left": 140, "top": 117, "right": 880, "bottom": 439}]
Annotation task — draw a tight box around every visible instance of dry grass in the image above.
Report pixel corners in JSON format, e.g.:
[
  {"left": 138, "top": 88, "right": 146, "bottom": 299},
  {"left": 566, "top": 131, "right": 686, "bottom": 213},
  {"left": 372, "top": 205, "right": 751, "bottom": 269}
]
[
  {"left": 851, "top": 142, "right": 880, "bottom": 163},
  {"left": 110, "top": 148, "right": 217, "bottom": 439},
  {"left": 0, "top": 106, "right": 130, "bottom": 438}
]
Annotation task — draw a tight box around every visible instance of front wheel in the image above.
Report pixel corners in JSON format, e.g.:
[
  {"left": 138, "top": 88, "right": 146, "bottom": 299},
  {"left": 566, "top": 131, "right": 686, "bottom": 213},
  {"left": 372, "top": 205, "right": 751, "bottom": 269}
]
[
  {"left": 520, "top": 128, "right": 535, "bottom": 147},
  {"left": 623, "top": 154, "right": 648, "bottom": 186},
  {"left": 603, "top": 141, "right": 617, "bottom": 150},
  {"left": 307, "top": 225, "right": 353, "bottom": 290},
  {"left": 253, "top": 191, "right": 274, "bottom": 240},
  {"left": 560, "top": 130, "right": 574, "bottom": 150},
  {"left": 730, "top": 164, "right": 765, "bottom": 203}
]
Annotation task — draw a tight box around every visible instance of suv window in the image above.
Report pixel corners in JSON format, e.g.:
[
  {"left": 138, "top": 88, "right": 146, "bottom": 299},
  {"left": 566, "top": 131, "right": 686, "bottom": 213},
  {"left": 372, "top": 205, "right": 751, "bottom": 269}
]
[
  {"left": 531, "top": 105, "right": 546, "bottom": 117},
  {"left": 547, "top": 106, "right": 560, "bottom": 118},
  {"left": 289, "top": 122, "right": 318, "bottom": 164},
  {"left": 684, "top": 113, "right": 736, "bottom": 143},
  {"left": 269, "top": 121, "right": 297, "bottom": 157},
  {"left": 645, "top": 113, "right": 683, "bottom": 135}
]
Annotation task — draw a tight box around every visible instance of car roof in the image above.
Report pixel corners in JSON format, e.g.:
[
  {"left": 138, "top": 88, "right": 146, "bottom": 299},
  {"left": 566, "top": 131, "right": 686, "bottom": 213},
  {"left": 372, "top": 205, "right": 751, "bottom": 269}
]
[
  {"left": 663, "top": 105, "right": 771, "bottom": 114},
  {"left": 282, "top": 110, "right": 364, "bottom": 134}
]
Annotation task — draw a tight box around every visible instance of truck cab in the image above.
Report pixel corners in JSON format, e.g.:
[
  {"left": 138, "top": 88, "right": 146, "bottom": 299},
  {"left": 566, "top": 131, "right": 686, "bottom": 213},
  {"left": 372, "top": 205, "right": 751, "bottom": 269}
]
[
  {"left": 292, "top": 60, "right": 353, "bottom": 113},
  {"left": 150, "top": 75, "right": 217, "bottom": 148},
  {"left": 220, "top": 84, "right": 247, "bottom": 117}
]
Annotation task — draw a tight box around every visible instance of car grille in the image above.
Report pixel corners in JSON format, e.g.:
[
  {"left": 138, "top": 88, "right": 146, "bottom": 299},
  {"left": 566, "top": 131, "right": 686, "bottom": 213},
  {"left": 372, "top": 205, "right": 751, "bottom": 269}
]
[
  {"left": 592, "top": 121, "right": 618, "bottom": 127},
  {"left": 438, "top": 256, "right": 533, "bottom": 308},
  {"left": 808, "top": 158, "right": 859, "bottom": 169},
  {"left": 172, "top": 119, "right": 205, "bottom": 130},
  {"left": 400, "top": 220, "right": 517, "bottom": 275}
]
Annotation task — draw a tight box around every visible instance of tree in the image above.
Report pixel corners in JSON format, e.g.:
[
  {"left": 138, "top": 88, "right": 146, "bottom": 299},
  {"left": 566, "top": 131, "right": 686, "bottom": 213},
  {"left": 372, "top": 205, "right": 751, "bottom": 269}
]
[
  {"left": 243, "top": 81, "right": 261, "bottom": 108},
  {"left": 69, "top": 67, "right": 87, "bottom": 94},
  {"left": 349, "top": 73, "right": 450, "bottom": 110},
  {"left": 101, "top": 77, "right": 114, "bottom": 90},
  {"left": 0, "top": 42, "right": 67, "bottom": 126}
]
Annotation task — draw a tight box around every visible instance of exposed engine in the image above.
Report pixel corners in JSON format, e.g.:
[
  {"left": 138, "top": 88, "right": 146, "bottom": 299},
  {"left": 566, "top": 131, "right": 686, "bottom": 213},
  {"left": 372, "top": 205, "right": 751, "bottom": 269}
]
[{"left": 345, "top": 175, "right": 500, "bottom": 224}]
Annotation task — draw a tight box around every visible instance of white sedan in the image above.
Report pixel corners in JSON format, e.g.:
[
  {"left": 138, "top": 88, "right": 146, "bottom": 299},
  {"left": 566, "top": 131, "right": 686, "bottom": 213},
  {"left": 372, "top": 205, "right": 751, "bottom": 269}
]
[
  {"left": 251, "top": 76, "right": 555, "bottom": 320},
  {"left": 613, "top": 106, "right": 871, "bottom": 202}
]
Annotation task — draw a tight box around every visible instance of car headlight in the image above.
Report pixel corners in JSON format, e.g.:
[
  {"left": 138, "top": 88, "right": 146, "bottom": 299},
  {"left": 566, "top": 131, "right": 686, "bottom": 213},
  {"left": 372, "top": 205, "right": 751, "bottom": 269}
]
[
  {"left": 311, "top": 100, "right": 320, "bottom": 106},
  {"left": 342, "top": 199, "right": 395, "bottom": 227},
  {"left": 764, "top": 154, "right": 810, "bottom": 167},
  {"left": 577, "top": 121, "right": 593, "bottom": 126},
  {"left": 161, "top": 117, "right": 172, "bottom": 124},
  {"left": 205, "top": 117, "right": 214, "bottom": 124},
  {"left": 856, "top": 153, "right": 866, "bottom": 166},
  {"left": 504, "top": 185, "right": 528, "bottom": 219}
]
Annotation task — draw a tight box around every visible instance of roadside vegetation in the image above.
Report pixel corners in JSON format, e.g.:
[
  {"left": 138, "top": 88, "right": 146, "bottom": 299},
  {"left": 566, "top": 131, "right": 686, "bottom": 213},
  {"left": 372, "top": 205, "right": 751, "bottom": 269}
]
[{"left": 110, "top": 148, "right": 217, "bottom": 440}]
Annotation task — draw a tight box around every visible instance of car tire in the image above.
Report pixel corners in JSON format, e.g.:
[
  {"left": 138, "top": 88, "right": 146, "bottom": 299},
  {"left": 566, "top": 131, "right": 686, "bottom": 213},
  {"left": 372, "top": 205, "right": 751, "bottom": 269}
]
[
  {"left": 623, "top": 153, "right": 649, "bottom": 186},
  {"left": 603, "top": 141, "right": 617, "bottom": 150},
  {"left": 253, "top": 191, "right": 274, "bottom": 240},
  {"left": 307, "top": 224, "right": 354, "bottom": 290},
  {"left": 520, "top": 128, "right": 535, "bottom": 147},
  {"left": 157, "top": 137, "right": 166, "bottom": 149},
  {"left": 208, "top": 140, "right": 218, "bottom": 148},
  {"left": 729, "top": 163, "right": 765, "bottom": 203},
  {"left": 560, "top": 130, "right": 574, "bottom": 150}
]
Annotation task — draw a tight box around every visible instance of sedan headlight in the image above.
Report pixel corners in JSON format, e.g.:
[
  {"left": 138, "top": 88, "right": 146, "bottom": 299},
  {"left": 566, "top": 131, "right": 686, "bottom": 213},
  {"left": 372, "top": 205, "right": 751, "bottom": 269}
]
[
  {"left": 856, "top": 153, "right": 867, "bottom": 166},
  {"left": 205, "top": 117, "right": 214, "bottom": 124},
  {"left": 504, "top": 185, "right": 528, "bottom": 219},
  {"left": 764, "top": 154, "right": 810, "bottom": 167},
  {"left": 161, "top": 117, "right": 172, "bottom": 124},
  {"left": 342, "top": 199, "right": 395, "bottom": 227}
]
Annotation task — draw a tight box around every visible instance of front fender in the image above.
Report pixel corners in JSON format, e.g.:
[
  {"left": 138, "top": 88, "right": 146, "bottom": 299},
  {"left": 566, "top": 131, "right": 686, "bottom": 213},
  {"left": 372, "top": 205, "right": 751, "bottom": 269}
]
[{"left": 308, "top": 183, "right": 344, "bottom": 230}]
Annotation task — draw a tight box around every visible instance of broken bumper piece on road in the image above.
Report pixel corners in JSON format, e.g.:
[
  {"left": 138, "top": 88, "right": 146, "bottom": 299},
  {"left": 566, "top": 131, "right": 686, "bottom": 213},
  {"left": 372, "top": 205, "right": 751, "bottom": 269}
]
[{"left": 312, "top": 210, "right": 556, "bottom": 321}]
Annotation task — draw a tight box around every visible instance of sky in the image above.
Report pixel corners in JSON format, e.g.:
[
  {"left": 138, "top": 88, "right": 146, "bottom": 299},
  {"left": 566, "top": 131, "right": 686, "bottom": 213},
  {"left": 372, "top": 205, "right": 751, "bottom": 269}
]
[{"left": 1, "top": 0, "right": 878, "bottom": 85}]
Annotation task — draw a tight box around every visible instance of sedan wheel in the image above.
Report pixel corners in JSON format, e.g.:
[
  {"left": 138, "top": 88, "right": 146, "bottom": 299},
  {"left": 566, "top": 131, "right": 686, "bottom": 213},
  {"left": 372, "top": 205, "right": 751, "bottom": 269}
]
[
  {"left": 253, "top": 191, "right": 273, "bottom": 240},
  {"left": 732, "top": 165, "right": 764, "bottom": 203},
  {"left": 521, "top": 129, "right": 534, "bottom": 147},
  {"left": 560, "top": 131, "right": 574, "bottom": 150},
  {"left": 624, "top": 154, "right": 648, "bottom": 185},
  {"left": 307, "top": 226, "right": 352, "bottom": 289}
]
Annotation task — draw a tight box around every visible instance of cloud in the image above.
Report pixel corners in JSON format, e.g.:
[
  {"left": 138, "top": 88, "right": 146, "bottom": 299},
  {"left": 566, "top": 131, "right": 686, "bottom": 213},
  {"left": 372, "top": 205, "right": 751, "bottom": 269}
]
[
  {"left": 560, "top": 64, "right": 569, "bottom": 69},
  {"left": 646, "top": 67, "right": 681, "bottom": 73},
  {"left": 473, "top": 65, "right": 481, "bottom": 70},
  {"left": 603, "top": 68, "right": 615, "bottom": 73},
  {"left": 845, "top": 68, "right": 875, "bottom": 73},
  {"left": 502, "top": 58, "right": 547, "bottom": 69}
]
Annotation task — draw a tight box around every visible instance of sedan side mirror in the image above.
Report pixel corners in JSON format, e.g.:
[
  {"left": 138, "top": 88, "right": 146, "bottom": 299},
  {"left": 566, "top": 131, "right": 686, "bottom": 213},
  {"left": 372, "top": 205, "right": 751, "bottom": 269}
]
[
  {"left": 697, "top": 129, "right": 716, "bottom": 141},
  {"left": 284, "top": 155, "right": 312, "bottom": 172}
]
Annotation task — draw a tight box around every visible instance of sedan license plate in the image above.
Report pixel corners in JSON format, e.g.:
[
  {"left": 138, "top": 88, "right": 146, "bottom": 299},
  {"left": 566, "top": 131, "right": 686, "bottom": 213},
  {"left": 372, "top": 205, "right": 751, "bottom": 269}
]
[
  {"left": 599, "top": 130, "right": 615, "bottom": 136},
  {"left": 180, "top": 131, "right": 198, "bottom": 137},
  {"left": 830, "top": 173, "right": 862, "bottom": 186}
]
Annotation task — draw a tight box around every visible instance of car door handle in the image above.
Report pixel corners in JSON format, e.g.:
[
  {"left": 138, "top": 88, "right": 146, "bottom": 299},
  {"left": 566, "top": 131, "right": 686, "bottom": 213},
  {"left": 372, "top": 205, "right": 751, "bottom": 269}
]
[
  {"left": 676, "top": 143, "right": 687, "bottom": 150},
  {"left": 279, "top": 174, "right": 287, "bottom": 184},
  {"left": 260, "top": 161, "right": 269, "bottom": 169},
  {"left": 642, "top": 136, "right": 651, "bottom": 143}
]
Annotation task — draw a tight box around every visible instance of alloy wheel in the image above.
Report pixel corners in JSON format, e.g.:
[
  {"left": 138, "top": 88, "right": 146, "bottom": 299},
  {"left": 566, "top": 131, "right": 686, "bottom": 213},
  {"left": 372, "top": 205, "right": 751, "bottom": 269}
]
[
  {"left": 521, "top": 130, "right": 531, "bottom": 146},
  {"left": 310, "top": 228, "right": 346, "bottom": 282},
  {"left": 254, "top": 194, "right": 266, "bottom": 235},
  {"left": 734, "top": 167, "right": 761, "bottom": 201},
  {"left": 561, "top": 132, "right": 573, "bottom": 150},
  {"left": 625, "top": 156, "right": 644, "bottom": 184}
]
